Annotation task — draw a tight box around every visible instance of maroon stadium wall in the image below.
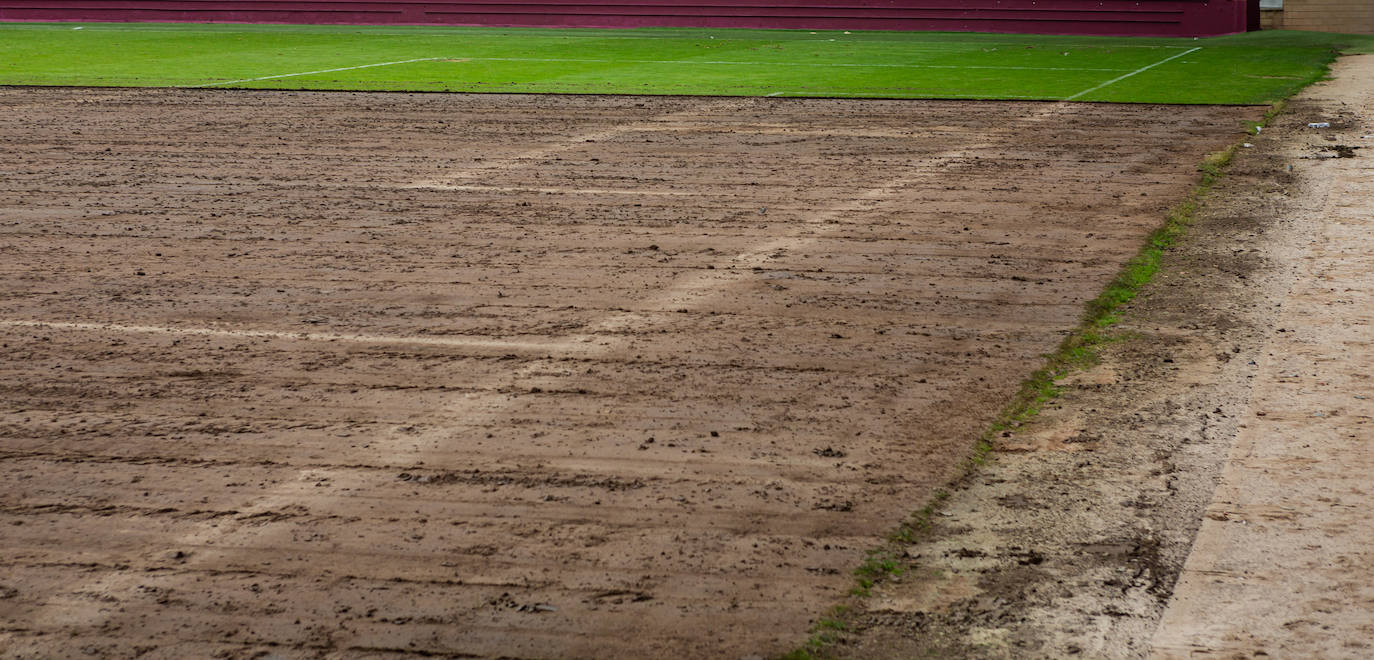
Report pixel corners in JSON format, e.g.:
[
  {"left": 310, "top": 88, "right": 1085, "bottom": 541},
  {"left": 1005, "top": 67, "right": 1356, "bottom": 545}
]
[{"left": 0, "top": 1, "right": 1256, "bottom": 37}]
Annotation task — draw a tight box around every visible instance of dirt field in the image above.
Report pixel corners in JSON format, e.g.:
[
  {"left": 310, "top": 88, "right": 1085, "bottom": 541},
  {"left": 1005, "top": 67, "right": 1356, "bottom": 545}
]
[{"left": 0, "top": 88, "right": 1255, "bottom": 658}]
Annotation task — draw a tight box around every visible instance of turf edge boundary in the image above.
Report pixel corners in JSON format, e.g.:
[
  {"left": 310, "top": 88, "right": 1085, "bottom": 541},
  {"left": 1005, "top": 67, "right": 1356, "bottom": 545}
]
[{"left": 777, "top": 99, "right": 1291, "bottom": 660}]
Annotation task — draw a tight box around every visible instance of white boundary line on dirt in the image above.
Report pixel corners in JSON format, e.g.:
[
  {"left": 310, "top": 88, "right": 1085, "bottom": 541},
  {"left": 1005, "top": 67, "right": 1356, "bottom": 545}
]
[
  {"left": 410, "top": 96, "right": 758, "bottom": 189},
  {"left": 1063, "top": 46, "right": 1201, "bottom": 101},
  {"left": 0, "top": 319, "right": 576, "bottom": 353},
  {"left": 416, "top": 183, "right": 705, "bottom": 195},
  {"left": 187, "top": 57, "right": 441, "bottom": 87}
]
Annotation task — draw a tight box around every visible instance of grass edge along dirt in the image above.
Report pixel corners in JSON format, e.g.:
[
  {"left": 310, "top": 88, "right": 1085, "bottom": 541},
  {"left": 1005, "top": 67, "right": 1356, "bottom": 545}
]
[
  {"left": 1, "top": 24, "right": 1372, "bottom": 103},
  {"left": 776, "top": 99, "right": 1291, "bottom": 660}
]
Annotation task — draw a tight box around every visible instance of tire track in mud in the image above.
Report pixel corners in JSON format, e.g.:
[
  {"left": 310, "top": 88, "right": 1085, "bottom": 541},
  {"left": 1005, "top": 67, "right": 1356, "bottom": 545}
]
[{"left": 0, "top": 89, "right": 1255, "bottom": 658}]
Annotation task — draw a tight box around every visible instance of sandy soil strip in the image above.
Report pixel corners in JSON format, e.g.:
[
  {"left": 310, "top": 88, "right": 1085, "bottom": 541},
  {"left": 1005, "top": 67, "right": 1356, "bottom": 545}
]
[{"left": 1150, "top": 54, "right": 1374, "bottom": 659}]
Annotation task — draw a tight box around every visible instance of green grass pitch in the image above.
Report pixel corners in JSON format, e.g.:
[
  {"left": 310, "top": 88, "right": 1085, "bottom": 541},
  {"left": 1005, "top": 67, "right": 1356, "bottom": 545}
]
[{"left": 2, "top": 22, "right": 1372, "bottom": 103}]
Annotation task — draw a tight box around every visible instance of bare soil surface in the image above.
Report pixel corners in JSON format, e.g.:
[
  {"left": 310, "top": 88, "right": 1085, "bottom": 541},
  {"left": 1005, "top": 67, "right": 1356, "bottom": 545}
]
[
  {"left": 0, "top": 88, "right": 1253, "bottom": 659},
  {"left": 1152, "top": 55, "right": 1374, "bottom": 659},
  {"left": 833, "top": 58, "right": 1372, "bottom": 659}
]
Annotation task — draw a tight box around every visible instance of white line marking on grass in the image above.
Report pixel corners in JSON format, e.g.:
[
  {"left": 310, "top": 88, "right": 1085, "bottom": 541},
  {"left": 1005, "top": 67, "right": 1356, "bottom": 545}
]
[
  {"left": 1063, "top": 47, "right": 1201, "bottom": 101},
  {"left": 0, "top": 319, "right": 578, "bottom": 353},
  {"left": 450, "top": 56, "right": 1130, "bottom": 72},
  {"left": 187, "top": 57, "right": 441, "bottom": 88}
]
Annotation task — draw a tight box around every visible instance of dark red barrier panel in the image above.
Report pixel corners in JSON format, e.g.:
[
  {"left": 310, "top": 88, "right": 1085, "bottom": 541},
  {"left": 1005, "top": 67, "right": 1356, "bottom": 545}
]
[{"left": 0, "top": 0, "right": 1253, "bottom": 37}]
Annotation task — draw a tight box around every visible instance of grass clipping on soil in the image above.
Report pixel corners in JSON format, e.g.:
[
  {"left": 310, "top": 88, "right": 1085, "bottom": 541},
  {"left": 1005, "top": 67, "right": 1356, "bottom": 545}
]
[{"left": 780, "top": 103, "right": 1285, "bottom": 660}]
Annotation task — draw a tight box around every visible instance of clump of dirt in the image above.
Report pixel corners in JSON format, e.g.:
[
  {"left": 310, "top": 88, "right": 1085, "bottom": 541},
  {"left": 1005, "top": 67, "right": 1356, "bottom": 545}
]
[{"left": 1321, "top": 144, "right": 1359, "bottom": 158}]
